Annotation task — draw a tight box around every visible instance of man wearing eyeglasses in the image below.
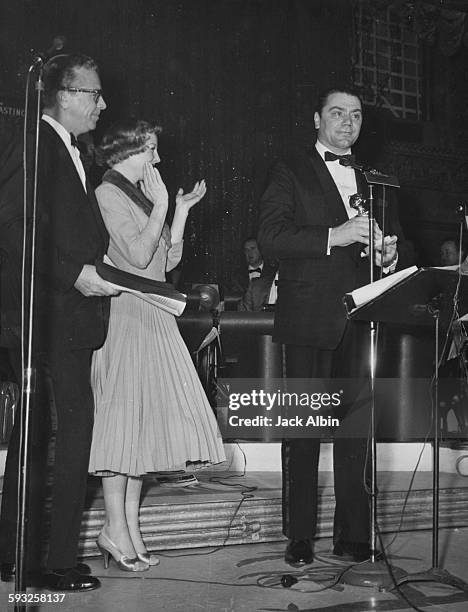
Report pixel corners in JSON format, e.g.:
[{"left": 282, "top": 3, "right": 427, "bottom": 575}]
[{"left": 0, "top": 54, "right": 118, "bottom": 591}]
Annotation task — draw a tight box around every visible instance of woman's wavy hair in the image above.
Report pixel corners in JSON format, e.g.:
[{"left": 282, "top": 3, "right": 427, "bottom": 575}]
[{"left": 98, "top": 118, "right": 162, "bottom": 167}]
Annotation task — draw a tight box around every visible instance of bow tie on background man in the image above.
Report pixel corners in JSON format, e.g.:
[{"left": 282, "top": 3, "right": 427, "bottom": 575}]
[
  {"left": 324, "top": 151, "right": 355, "bottom": 164},
  {"left": 249, "top": 267, "right": 262, "bottom": 275}
]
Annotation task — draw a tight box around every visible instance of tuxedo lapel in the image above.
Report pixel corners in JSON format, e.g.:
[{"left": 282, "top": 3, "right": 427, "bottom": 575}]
[
  {"left": 86, "top": 178, "right": 108, "bottom": 244},
  {"left": 40, "top": 121, "right": 88, "bottom": 198},
  {"left": 306, "top": 147, "right": 364, "bottom": 263},
  {"left": 307, "top": 148, "right": 349, "bottom": 226},
  {"left": 40, "top": 121, "right": 109, "bottom": 252}
]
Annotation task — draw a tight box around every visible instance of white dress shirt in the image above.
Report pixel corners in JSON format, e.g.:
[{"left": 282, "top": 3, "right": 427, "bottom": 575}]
[
  {"left": 315, "top": 139, "right": 358, "bottom": 221},
  {"left": 42, "top": 114, "right": 87, "bottom": 192},
  {"left": 248, "top": 261, "right": 263, "bottom": 280},
  {"left": 267, "top": 271, "right": 279, "bottom": 304}
]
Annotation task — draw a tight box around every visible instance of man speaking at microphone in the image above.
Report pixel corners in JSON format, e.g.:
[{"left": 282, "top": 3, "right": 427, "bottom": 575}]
[
  {"left": 0, "top": 53, "right": 118, "bottom": 591},
  {"left": 258, "top": 86, "right": 413, "bottom": 566}
]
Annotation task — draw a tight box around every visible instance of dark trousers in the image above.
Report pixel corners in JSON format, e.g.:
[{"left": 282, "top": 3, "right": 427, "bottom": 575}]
[
  {"left": 282, "top": 322, "right": 371, "bottom": 544},
  {"left": 0, "top": 348, "right": 94, "bottom": 570}
]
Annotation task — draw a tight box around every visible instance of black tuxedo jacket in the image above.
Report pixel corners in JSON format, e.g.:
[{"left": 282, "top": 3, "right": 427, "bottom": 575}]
[
  {"left": 258, "top": 146, "right": 413, "bottom": 349},
  {"left": 0, "top": 120, "right": 109, "bottom": 352},
  {"left": 230, "top": 260, "right": 278, "bottom": 294},
  {"left": 238, "top": 267, "right": 278, "bottom": 311}
]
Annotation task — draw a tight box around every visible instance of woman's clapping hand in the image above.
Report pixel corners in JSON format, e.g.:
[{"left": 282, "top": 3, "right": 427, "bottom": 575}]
[{"left": 175, "top": 180, "right": 207, "bottom": 211}]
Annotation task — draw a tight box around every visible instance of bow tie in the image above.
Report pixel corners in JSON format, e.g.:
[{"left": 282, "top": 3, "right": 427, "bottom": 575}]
[
  {"left": 249, "top": 267, "right": 262, "bottom": 274},
  {"left": 324, "top": 151, "right": 355, "bottom": 164},
  {"left": 70, "top": 134, "right": 86, "bottom": 154}
]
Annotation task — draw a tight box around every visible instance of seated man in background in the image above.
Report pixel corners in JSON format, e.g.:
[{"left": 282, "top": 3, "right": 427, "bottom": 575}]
[
  {"left": 230, "top": 237, "right": 277, "bottom": 294},
  {"left": 439, "top": 236, "right": 467, "bottom": 267},
  {"left": 238, "top": 269, "right": 278, "bottom": 311}
]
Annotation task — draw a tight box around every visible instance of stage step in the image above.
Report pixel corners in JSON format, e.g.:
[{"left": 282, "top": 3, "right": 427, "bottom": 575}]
[{"left": 77, "top": 471, "right": 468, "bottom": 557}]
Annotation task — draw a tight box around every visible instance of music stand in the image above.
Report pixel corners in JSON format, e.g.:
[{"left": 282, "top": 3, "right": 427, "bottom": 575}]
[{"left": 342, "top": 266, "right": 468, "bottom": 592}]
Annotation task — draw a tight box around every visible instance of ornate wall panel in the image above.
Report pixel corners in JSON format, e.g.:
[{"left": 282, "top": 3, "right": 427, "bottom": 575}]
[{"left": 379, "top": 141, "right": 468, "bottom": 265}]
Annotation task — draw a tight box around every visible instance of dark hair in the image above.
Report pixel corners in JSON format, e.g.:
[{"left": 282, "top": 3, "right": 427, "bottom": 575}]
[
  {"left": 42, "top": 54, "right": 99, "bottom": 108},
  {"left": 315, "top": 86, "right": 363, "bottom": 116},
  {"left": 243, "top": 236, "right": 258, "bottom": 247},
  {"left": 98, "top": 118, "right": 163, "bottom": 167}
]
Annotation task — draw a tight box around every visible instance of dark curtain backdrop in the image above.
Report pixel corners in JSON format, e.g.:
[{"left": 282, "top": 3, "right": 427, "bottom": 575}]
[{"left": 0, "top": 0, "right": 353, "bottom": 285}]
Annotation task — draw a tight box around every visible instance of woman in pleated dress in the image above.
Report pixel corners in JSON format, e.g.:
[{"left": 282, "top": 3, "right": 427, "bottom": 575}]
[{"left": 89, "top": 118, "right": 225, "bottom": 572}]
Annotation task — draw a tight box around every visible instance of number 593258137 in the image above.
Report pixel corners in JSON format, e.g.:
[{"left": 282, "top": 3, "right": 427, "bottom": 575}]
[{"left": 8, "top": 593, "right": 66, "bottom": 603}]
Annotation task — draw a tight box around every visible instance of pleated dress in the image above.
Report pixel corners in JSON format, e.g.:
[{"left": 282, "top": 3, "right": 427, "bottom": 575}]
[{"left": 88, "top": 182, "right": 225, "bottom": 476}]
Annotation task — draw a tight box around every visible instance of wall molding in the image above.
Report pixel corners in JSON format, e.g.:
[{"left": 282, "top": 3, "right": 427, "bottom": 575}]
[{"left": 381, "top": 141, "right": 468, "bottom": 192}]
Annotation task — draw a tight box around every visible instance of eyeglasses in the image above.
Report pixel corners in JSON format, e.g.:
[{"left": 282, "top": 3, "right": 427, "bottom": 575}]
[{"left": 60, "top": 87, "right": 103, "bottom": 104}]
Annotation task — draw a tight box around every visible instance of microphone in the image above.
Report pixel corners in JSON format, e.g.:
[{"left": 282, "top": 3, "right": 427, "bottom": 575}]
[
  {"left": 339, "top": 157, "right": 368, "bottom": 172},
  {"left": 340, "top": 157, "right": 400, "bottom": 188},
  {"left": 454, "top": 203, "right": 468, "bottom": 230},
  {"left": 31, "top": 35, "right": 67, "bottom": 66},
  {"left": 456, "top": 203, "right": 467, "bottom": 218}
]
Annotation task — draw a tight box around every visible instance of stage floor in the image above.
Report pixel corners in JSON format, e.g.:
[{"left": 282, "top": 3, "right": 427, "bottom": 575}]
[
  {"left": 1, "top": 470, "right": 468, "bottom": 610},
  {"left": 1, "top": 526, "right": 468, "bottom": 611}
]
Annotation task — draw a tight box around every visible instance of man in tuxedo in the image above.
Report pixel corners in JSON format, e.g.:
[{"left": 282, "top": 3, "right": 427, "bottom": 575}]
[
  {"left": 0, "top": 54, "right": 118, "bottom": 590},
  {"left": 258, "top": 86, "right": 412, "bottom": 566},
  {"left": 231, "top": 237, "right": 277, "bottom": 294},
  {"left": 238, "top": 270, "right": 278, "bottom": 311}
]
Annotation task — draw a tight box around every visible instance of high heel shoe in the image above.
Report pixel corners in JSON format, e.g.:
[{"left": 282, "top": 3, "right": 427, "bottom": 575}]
[
  {"left": 136, "top": 552, "right": 160, "bottom": 566},
  {"left": 96, "top": 532, "right": 149, "bottom": 572}
]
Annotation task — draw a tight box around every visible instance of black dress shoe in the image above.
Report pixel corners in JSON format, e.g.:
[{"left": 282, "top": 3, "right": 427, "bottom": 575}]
[
  {"left": 284, "top": 539, "right": 313, "bottom": 566},
  {"left": 43, "top": 568, "right": 101, "bottom": 591},
  {"left": 333, "top": 540, "right": 377, "bottom": 562},
  {"left": 0, "top": 563, "right": 42, "bottom": 586},
  {"left": 76, "top": 562, "right": 91, "bottom": 575},
  {"left": 1, "top": 562, "right": 91, "bottom": 583}
]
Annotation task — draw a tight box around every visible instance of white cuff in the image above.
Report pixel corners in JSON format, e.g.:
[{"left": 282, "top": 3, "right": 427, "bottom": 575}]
[
  {"left": 383, "top": 251, "right": 398, "bottom": 274},
  {"left": 327, "top": 228, "right": 332, "bottom": 255}
]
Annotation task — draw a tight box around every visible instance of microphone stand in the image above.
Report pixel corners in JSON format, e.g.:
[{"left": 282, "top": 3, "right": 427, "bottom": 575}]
[
  {"left": 14, "top": 57, "right": 44, "bottom": 604},
  {"left": 339, "top": 161, "right": 406, "bottom": 590},
  {"left": 340, "top": 162, "right": 468, "bottom": 596},
  {"left": 393, "top": 204, "right": 468, "bottom": 595}
]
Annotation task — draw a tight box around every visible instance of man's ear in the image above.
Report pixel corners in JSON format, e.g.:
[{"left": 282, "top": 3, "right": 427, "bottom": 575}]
[
  {"left": 314, "top": 111, "right": 320, "bottom": 130},
  {"left": 56, "top": 90, "right": 69, "bottom": 109}
]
